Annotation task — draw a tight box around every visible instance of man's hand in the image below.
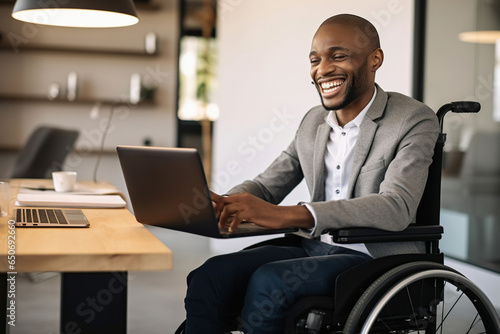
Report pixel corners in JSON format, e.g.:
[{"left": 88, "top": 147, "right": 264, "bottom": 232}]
[{"left": 210, "top": 191, "right": 314, "bottom": 232}]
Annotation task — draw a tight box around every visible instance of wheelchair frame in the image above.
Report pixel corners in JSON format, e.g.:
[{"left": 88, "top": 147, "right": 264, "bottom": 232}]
[
  {"left": 287, "top": 101, "right": 500, "bottom": 333},
  {"left": 175, "top": 102, "right": 500, "bottom": 334}
]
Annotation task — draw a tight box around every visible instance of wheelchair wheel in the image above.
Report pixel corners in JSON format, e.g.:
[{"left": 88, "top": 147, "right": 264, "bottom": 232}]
[
  {"left": 173, "top": 320, "right": 186, "bottom": 334},
  {"left": 343, "top": 261, "right": 500, "bottom": 333}
]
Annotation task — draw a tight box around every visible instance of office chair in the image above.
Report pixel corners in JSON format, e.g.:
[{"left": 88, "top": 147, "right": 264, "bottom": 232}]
[
  {"left": 175, "top": 101, "right": 500, "bottom": 333},
  {"left": 11, "top": 126, "right": 79, "bottom": 179}
]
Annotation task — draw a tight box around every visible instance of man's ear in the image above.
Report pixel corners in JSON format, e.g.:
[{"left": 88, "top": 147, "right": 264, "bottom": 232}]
[{"left": 370, "top": 48, "right": 384, "bottom": 72}]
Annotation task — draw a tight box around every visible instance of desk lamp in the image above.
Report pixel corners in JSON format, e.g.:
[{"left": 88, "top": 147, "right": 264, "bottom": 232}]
[{"left": 11, "top": 0, "right": 139, "bottom": 28}]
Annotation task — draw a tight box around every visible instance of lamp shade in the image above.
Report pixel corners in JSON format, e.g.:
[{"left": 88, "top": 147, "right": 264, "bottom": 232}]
[
  {"left": 459, "top": 0, "right": 500, "bottom": 44},
  {"left": 12, "top": 0, "right": 139, "bottom": 28},
  {"left": 459, "top": 31, "right": 500, "bottom": 44}
]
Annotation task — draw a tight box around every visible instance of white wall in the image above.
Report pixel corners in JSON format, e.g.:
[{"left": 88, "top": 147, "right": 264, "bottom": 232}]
[{"left": 212, "top": 0, "right": 415, "bottom": 253}]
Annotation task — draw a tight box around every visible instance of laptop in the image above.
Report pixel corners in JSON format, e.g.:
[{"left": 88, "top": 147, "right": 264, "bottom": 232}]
[
  {"left": 117, "top": 145, "right": 298, "bottom": 238},
  {"left": 13, "top": 208, "right": 90, "bottom": 227}
]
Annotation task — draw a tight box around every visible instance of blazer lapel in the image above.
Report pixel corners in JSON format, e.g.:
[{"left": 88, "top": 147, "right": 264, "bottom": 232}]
[
  {"left": 348, "top": 119, "right": 378, "bottom": 198},
  {"left": 311, "top": 122, "right": 330, "bottom": 201},
  {"left": 347, "top": 86, "right": 387, "bottom": 198}
]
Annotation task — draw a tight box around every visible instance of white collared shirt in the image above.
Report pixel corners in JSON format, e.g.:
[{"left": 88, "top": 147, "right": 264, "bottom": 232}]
[{"left": 309, "top": 87, "right": 377, "bottom": 255}]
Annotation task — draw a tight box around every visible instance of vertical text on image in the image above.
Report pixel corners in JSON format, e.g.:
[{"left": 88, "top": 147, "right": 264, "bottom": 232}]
[{"left": 7, "top": 219, "right": 17, "bottom": 327}]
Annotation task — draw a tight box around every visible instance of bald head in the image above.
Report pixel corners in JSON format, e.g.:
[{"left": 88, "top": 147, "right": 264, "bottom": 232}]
[
  {"left": 318, "top": 14, "right": 380, "bottom": 52},
  {"left": 309, "top": 13, "right": 384, "bottom": 115}
]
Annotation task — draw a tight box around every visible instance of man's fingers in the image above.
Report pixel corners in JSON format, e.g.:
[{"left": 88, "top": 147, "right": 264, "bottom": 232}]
[
  {"left": 228, "top": 215, "right": 243, "bottom": 233},
  {"left": 218, "top": 215, "right": 232, "bottom": 229},
  {"left": 210, "top": 191, "right": 227, "bottom": 219},
  {"left": 210, "top": 191, "right": 224, "bottom": 202},
  {"left": 218, "top": 206, "right": 233, "bottom": 229},
  {"left": 211, "top": 192, "right": 254, "bottom": 231},
  {"left": 218, "top": 204, "right": 245, "bottom": 232},
  {"left": 213, "top": 200, "right": 225, "bottom": 219}
]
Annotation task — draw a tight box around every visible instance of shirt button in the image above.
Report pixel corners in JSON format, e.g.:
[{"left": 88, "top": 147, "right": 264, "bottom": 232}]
[
  {"left": 341, "top": 132, "right": 346, "bottom": 136},
  {"left": 335, "top": 189, "right": 340, "bottom": 194},
  {"left": 336, "top": 165, "right": 341, "bottom": 170}
]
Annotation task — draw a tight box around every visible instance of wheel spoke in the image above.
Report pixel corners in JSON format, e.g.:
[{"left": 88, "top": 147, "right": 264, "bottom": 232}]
[
  {"left": 465, "top": 313, "right": 483, "bottom": 334},
  {"left": 436, "top": 290, "right": 464, "bottom": 332},
  {"left": 439, "top": 280, "right": 446, "bottom": 334},
  {"left": 405, "top": 285, "right": 421, "bottom": 334}
]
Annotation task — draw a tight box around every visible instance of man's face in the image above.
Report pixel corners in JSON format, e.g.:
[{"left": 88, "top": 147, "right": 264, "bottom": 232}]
[{"left": 309, "top": 23, "right": 375, "bottom": 111}]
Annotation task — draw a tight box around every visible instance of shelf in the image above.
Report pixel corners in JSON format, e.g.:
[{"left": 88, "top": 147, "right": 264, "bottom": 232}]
[
  {"left": 0, "top": 145, "right": 19, "bottom": 153},
  {"left": 0, "top": 94, "right": 154, "bottom": 106},
  {"left": 0, "top": 44, "right": 159, "bottom": 57},
  {"left": 0, "top": 145, "right": 117, "bottom": 155}
]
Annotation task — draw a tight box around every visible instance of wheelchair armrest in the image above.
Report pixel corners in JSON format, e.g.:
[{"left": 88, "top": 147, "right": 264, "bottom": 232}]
[{"left": 329, "top": 225, "right": 443, "bottom": 244}]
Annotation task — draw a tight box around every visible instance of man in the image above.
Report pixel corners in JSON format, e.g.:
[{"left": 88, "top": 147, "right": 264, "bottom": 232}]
[{"left": 183, "top": 14, "right": 439, "bottom": 334}]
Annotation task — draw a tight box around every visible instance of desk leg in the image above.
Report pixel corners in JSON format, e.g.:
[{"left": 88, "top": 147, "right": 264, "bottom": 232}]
[{"left": 60, "top": 272, "right": 127, "bottom": 334}]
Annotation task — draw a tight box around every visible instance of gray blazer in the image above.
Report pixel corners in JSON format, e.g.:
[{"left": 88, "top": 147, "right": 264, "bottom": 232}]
[{"left": 228, "top": 85, "right": 440, "bottom": 258}]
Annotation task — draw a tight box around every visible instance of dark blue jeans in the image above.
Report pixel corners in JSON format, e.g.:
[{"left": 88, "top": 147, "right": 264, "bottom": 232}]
[{"left": 184, "top": 238, "right": 372, "bottom": 334}]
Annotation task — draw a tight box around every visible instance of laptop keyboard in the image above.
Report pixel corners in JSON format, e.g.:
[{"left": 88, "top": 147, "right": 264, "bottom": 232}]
[{"left": 16, "top": 208, "right": 68, "bottom": 224}]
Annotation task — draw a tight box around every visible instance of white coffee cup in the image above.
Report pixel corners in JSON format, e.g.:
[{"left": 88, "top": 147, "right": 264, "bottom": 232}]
[{"left": 52, "top": 171, "right": 77, "bottom": 192}]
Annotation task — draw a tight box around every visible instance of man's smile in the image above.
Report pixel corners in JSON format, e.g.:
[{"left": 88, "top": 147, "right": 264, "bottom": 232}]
[{"left": 319, "top": 78, "right": 345, "bottom": 97}]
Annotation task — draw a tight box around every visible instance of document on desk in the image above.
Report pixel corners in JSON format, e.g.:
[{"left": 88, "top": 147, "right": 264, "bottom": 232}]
[
  {"left": 16, "top": 193, "right": 127, "bottom": 208},
  {"left": 19, "top": 181, "right": 120, "bottom": 195}
]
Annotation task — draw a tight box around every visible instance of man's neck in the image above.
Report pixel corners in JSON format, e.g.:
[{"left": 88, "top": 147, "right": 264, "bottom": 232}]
[{"left": 335, "top": 86, "right": 376, "bottom": 127}]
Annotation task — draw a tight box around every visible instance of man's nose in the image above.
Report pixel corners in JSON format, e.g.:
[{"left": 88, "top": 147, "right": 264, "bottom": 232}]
[{"left": 317, "top": 61, "right": 335, "bottom": 76}]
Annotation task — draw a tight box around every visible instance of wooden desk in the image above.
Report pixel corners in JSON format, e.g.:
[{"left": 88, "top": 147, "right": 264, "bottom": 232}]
[{"left": 0, "top": 179, "right": 172, "bottom": 334}]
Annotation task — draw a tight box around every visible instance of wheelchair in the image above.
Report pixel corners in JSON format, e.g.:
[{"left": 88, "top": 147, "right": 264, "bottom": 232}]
[{"left": 175, "top": 101, "right": 500, "bottom": 333}]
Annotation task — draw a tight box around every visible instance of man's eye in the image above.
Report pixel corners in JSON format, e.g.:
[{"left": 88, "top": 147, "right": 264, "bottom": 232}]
[
  {"left": 310, "top": 59, "right": 319, "bottom": 64},
  {"left": 333, "top": 55, "right": 347, "bottom": 61}
]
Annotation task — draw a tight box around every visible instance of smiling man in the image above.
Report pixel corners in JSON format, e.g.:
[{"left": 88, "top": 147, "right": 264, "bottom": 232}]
[
  {"left": 310, "top": 15, "right": 382, "bottom": 125},
  {"left": 183, "top": 14, "right": 439, "bottom": 334}
]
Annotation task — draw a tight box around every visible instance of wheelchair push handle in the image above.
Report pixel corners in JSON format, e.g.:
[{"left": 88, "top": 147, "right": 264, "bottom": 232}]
[
  {"left": 436, "top": 101, "right": 480, "bottom": 133},
  {"left": 450, "top": 101, "right": 481, "bottom": 113}
]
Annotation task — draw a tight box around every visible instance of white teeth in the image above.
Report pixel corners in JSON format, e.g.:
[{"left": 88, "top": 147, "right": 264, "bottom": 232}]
[{"left": 321, "top": 80, "right": 343, "bottom": 93}]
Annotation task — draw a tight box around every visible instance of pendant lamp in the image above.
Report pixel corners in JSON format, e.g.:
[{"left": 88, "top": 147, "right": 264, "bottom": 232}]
[
  {"left": 459, "top": 0, "right": 500, "bottom": 44},
  {"left": 11, "top": 0, "right": 139, "bottom": 28}
]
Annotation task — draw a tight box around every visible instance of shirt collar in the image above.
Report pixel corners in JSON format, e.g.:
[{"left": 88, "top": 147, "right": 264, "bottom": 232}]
[{"left": 326, "top": 86, "right": 378, "bottom": 129}]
